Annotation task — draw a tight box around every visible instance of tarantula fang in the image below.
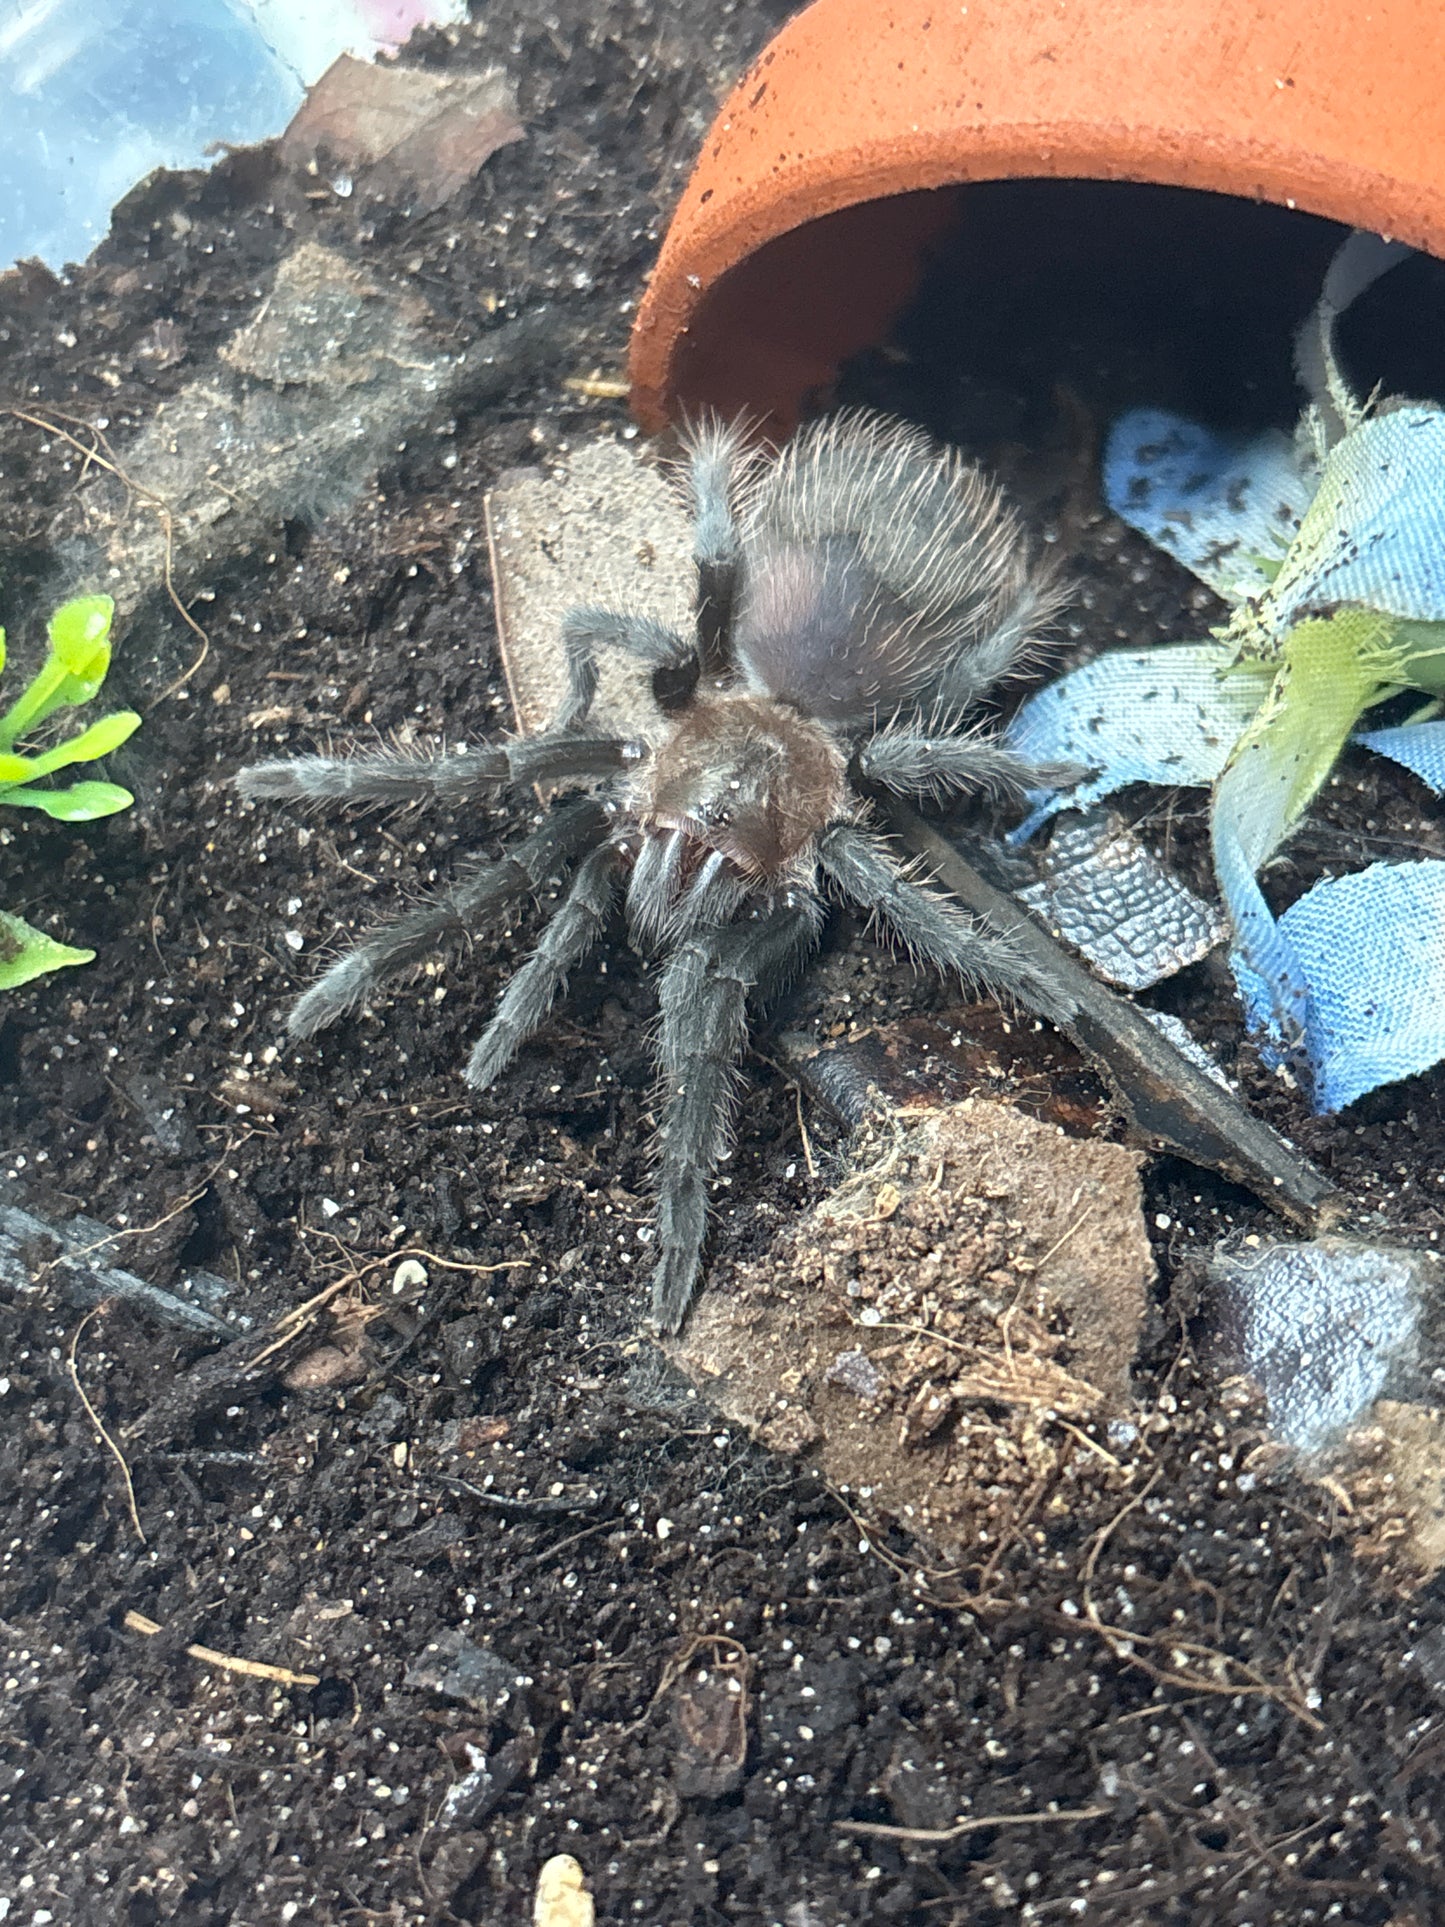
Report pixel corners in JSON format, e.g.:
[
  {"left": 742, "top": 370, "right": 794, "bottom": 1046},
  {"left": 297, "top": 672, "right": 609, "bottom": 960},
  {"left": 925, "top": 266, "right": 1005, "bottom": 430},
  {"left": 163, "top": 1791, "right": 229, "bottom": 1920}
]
[{"left": 237, "top": 410, "right": 1077, "bottom": 1331}]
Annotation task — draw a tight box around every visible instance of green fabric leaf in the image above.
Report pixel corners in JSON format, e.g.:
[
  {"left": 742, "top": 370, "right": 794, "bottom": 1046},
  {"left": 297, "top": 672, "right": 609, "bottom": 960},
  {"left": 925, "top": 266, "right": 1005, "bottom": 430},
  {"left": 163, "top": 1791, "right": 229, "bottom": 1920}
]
[
  {"left": 1215, "top": 610, "right": 1401, "bottom": 875},
  {"left": 0, "top": 911, "right": 94, "bottom": 989},
  {"left": 1207, "top": 610, "right": 1402, "bottom": 1050},
  {"left": 1394, "top": 619, "right": 1445, "bottom": 695},
  {"left": 0, "top": 709, "right": 141, "bottom": 790},
  {"left": 64, "top": 707, "right": 141, "bottom": 759}
]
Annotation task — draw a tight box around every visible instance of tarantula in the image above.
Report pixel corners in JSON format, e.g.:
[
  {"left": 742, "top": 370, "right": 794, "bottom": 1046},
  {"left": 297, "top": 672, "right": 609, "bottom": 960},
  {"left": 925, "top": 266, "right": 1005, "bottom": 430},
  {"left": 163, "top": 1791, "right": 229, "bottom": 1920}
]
[{"left": 237, "top": 411, "right": 1076, "bottom": 1330}]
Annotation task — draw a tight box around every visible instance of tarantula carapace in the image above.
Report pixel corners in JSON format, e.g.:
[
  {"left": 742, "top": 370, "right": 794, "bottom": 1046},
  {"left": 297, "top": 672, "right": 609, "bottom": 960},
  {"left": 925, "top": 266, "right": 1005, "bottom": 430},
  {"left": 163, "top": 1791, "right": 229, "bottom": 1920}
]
[{"left": 237, "top": 411, "right": 1076, "bottom": 1330}]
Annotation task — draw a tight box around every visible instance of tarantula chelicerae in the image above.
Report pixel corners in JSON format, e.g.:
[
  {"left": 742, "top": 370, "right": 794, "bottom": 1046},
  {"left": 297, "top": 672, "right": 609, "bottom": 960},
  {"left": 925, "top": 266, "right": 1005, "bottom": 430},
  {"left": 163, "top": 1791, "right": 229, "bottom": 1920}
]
[{"left": 238, "top": 411, "right": 1076, "bottom": 1329}]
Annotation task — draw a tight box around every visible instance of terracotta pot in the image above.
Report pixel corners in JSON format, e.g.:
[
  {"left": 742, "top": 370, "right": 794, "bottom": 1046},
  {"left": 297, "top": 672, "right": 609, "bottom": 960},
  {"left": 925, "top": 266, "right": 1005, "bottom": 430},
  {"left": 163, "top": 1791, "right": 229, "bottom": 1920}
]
[{"left": 629, "top": 0, "right": 1445, "bottom": 433}]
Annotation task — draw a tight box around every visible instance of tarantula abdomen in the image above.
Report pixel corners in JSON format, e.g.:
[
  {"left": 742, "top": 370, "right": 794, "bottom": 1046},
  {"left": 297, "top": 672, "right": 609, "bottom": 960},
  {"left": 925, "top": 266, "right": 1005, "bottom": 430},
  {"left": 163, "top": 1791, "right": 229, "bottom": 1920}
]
[{"left": 237, "top": 409, "right": 1073, "bottom": 1330}]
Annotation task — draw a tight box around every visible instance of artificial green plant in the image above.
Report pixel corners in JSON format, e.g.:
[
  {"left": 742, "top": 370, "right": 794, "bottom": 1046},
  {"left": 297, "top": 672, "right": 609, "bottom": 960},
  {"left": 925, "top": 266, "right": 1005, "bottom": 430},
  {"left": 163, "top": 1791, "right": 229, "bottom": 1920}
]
[{"left": 0, "top": 593, "right": 139, "bottom": 988}]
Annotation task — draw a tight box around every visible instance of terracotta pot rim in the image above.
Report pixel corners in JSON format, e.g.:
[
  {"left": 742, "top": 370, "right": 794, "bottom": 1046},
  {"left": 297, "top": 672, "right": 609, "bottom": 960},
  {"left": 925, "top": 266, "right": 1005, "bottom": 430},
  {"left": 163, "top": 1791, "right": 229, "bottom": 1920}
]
[
  {"left": 633, "top": 134, "right": 1440, "bottom": 433},
  {"left": 657, "top": 132, "right": 1438, "bottom": 299},
  {"left": 630, "top": 0, "right": 1445, "bottom": 433}
]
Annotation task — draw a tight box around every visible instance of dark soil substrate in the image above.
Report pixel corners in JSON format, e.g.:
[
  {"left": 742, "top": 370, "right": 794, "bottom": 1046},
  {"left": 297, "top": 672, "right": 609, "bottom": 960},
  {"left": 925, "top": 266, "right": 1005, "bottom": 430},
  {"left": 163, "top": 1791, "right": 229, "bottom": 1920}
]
[{"left": 4, "top": 5, "right": 1445, "bottom": 1923}]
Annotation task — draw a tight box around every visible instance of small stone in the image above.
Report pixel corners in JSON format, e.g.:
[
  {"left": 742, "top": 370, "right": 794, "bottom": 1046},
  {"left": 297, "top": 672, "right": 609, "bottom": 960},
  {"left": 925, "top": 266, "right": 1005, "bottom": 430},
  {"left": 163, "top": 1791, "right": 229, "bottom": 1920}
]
[
  {"left": 357, "top": 1393, "right": 407, "bottom": 1442},
  {"left": 671, "top": 1652, "right": 749, "bottom": 1799},
  {"left": 824, "top": 1349, "right": 885, "bottom": 1400},
  {"left": 404, "top": 1628, "right": 527, "bottom": 1719},
  {"left": 533, "top": 1854, "right": 594, "bottom": 1927},
  {"left": 439, "top": 1734, "right": 532, "bottom": 1829},
  {"left": 1204, "top": 1235, "right": 1423, "bottom": 1450},
  {"left": 393, "top": 1257, "right": 428, "bottom": 1293},
  {"left": 285, "top": 1342, "right": 369, "bottom": 1391}
]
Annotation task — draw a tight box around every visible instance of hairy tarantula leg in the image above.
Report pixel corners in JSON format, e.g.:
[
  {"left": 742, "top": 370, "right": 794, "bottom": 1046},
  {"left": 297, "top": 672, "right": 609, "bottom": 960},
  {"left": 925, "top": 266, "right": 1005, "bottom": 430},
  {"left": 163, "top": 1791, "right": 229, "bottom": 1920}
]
[
  {"left": 238, "top": 734, "right": 638, "bottom": 810},
  {"left": 465, "top": 840, "right": 625, "bottom": 1091},
  {"left": 651, "top": 897, "right": 822, "bottom": 1333},
  {"left": 563, "top": 607, "right": 700, "bottom": 717},
  {"left": 287, "top": 798, "right": 608, "bottom": 1040},
  {"left": 685, "top": 418, "right": 751, "bottom": 675},
  {"left": 553, "top": 611, "right": 694, "bottom": 731},
  {"left": 562, "top": 608, "right": 693, "bottom": 669},
  {"left": 817, "top": 821, "right": 1047, "bottom": 1004},
  {"left": 854, "top": 727, "right": 1088, "bottom": 802},
  {"left": 666, "top": 849, "right": 750, "bottom": 942},
  {"left": 550, "top": 621, "right": 602, "bottom": 733}
]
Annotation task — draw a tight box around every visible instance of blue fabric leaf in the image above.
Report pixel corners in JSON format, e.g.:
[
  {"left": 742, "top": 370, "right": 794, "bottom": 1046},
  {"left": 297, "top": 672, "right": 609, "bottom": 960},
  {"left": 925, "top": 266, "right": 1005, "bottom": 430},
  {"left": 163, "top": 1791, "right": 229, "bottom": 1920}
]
[
  {"left": 1213, "top": 812, "right": 1311, "bottom": 1055},
  {"left": 1075, "top": 238, "right": 1445, "bottom": 1113},
  {"left": 1357, "top": 719, "right": 1445, "bottom": 794},
  {"left": 1209, "top": 610, "right": 1396, "bottom": 1054},
  {"left": 1004, "top": 642, "right": 1268, "bottom": 840},
  {"left": 1263, "top": 408, "right": 1445, "bottom": 635},
  {"left": 1102, "top": 410, "right": 1315, "bottom": 603},
  {"left": 1233, "top": 860, "right": 1445, "bottom": 1112}
]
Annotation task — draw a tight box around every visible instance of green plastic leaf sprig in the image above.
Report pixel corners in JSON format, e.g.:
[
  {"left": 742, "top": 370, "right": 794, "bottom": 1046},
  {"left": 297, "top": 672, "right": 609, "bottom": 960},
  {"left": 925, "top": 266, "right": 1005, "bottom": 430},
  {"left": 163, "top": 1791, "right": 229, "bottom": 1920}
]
[{"left": 0, "top": 593, "right": 140, "bottom": 987}]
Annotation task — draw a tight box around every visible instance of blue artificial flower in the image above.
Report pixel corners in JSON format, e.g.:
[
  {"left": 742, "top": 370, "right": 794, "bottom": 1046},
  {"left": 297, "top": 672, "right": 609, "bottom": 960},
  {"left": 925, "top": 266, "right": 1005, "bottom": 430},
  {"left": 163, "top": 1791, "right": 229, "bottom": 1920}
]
[{"left": 1007, "top": 234, "right": 1445, "bottom": 1112}]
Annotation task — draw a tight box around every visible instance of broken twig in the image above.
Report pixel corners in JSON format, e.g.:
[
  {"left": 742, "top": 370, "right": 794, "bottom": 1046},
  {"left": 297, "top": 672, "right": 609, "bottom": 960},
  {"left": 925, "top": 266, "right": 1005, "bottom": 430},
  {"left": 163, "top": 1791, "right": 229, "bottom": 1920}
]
[
  {"left": 0, "top": 1192, "right": 235, "bottom": 1340},
  {"left": 886, "top": 803, "right": 1340, "bottom": 1231},
  {"left": 123, "top": 1610, "right": 319, "bottom": 1687}
]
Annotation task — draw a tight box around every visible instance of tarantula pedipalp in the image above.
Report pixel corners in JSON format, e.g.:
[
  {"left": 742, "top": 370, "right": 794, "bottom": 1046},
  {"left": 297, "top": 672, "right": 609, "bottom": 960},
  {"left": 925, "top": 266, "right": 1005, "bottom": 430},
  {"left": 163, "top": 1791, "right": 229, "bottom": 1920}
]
[{"left": 237, "top": 410, "right": 1077, "bottom": 1330}]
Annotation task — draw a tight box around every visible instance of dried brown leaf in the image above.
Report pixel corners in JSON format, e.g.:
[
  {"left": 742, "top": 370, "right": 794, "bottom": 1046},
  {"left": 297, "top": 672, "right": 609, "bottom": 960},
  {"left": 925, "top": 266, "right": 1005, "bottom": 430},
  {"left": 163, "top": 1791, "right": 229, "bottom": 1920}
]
[{"left": 280, "top": 56, "right": 523, "bottom": 213}]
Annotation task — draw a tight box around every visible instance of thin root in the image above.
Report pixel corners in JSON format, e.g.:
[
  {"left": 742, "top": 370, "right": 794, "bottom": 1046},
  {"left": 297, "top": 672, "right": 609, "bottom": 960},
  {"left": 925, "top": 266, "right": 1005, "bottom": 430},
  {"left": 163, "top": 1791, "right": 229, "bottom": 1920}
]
[
  {"left": 67, "top": 1307, "right": 145, "bottom": 1545},
  {"left": 7, "top": 406, "right": 211, "bottom": 700},
  {"left": 835, "top": 1804, "right": 1109, "bottom": 1845}
]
